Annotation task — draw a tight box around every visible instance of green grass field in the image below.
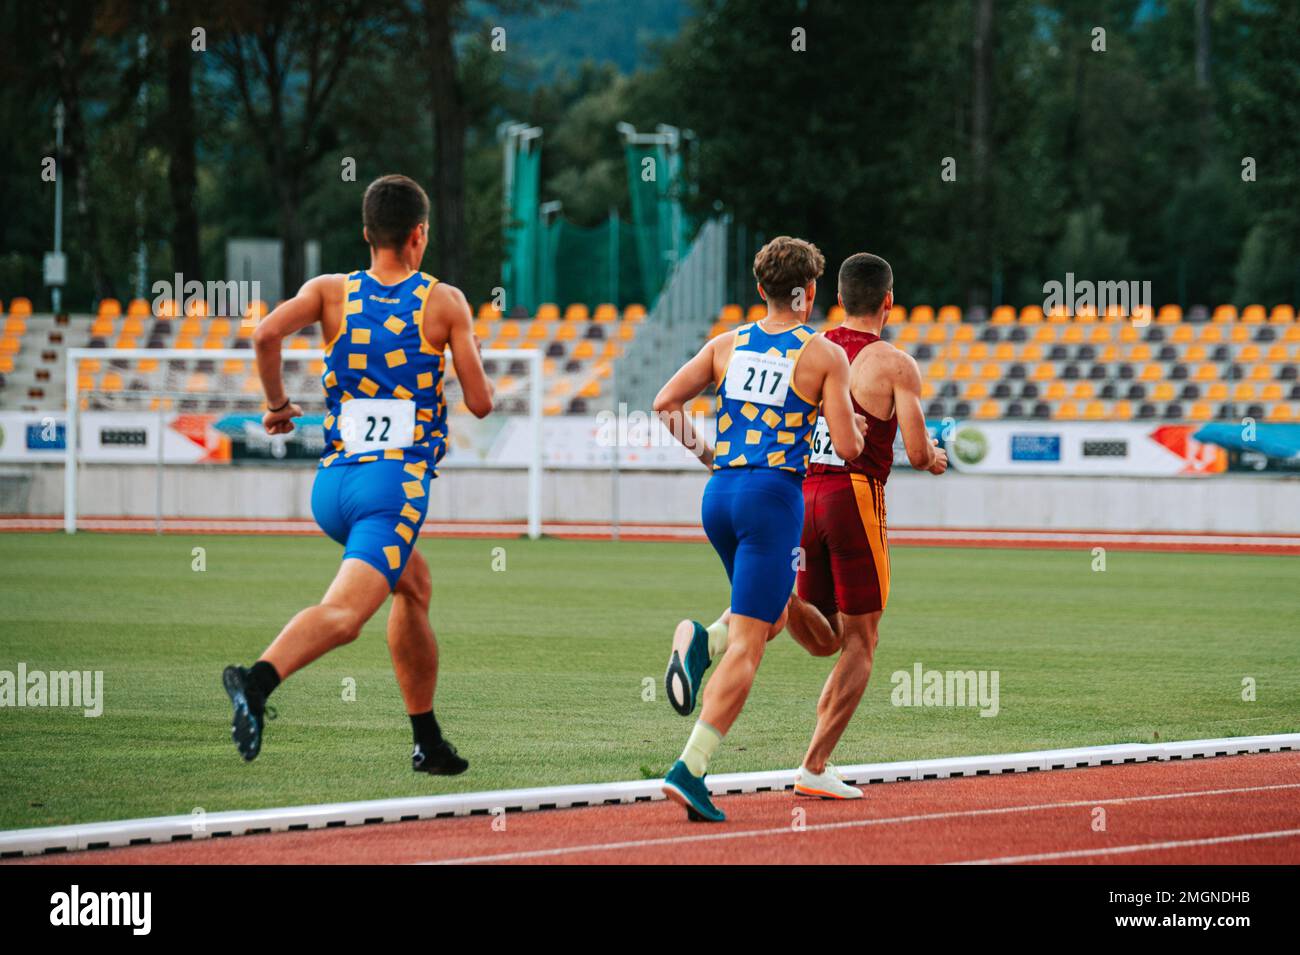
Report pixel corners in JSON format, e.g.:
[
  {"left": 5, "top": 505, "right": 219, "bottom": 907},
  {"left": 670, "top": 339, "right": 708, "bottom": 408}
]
[{"left": 1, "top": 532, "right": 1297, "bottom": 829}]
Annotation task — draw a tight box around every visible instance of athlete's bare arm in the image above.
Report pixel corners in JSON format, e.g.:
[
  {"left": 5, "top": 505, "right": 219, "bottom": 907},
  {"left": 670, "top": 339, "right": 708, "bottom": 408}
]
[
  {"left": 653, "top": 334, "right": 723, "bottom": 469},
  {"left": 890, "top": 350, "right": 947, "bottom": 474},
  {"left": 806, "top": 337, "right": 866, "bottom": 462},
  {"left": 253, "top": 273, "right": 346, "bottom": 434},
  {"left": 424, "top": 282, "right": 494, "bottom": 419}
]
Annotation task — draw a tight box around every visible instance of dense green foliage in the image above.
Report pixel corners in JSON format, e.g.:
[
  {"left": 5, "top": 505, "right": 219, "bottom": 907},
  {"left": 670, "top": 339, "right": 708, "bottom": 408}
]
[{"left": 2, "top": 0, "right": 1296, "bottom": 311}]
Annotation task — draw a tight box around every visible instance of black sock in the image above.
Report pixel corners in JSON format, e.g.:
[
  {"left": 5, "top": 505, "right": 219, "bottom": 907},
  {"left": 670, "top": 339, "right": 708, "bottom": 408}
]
[
  {"left": 248, "top": 660, "right": 281, "bottom": 699},
  {"left": 410, "top": 710, "right": 443, "bottom": 750}
]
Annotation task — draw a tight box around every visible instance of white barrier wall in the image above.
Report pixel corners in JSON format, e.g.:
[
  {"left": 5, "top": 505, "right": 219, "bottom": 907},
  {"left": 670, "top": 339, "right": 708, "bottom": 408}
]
[{"left": 4, "top": 463, "right": 1299, "bottom": 533}]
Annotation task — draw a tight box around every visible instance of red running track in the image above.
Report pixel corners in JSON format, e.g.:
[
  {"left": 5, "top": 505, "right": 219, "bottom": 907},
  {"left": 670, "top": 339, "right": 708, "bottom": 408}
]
[{"left": 13, "top": 751, "right": 1300, "bottom": 866}]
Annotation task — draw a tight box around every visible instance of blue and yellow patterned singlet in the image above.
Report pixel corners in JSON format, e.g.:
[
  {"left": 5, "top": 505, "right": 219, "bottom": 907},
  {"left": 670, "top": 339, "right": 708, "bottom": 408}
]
[
  {"left": 319, "top": 270, "right": 447, "bottom": 472},
  {"left": 712, "top": 321, "right": 819, "bottom": 476}
]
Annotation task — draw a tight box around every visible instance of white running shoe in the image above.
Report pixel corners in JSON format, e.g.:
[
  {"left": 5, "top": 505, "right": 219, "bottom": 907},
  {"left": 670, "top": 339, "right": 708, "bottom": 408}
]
[{"left": 793, "top": 763, "right": 863, "bottom": 799}]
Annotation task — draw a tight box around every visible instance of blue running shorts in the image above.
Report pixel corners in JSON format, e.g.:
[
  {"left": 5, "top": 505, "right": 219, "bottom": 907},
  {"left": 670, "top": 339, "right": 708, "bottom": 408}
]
[
  {"left": 700, "top": 467, "right": 804, "bottom": 624},
  {"left": 311, "top": 460, "right": 432, "bottom": 590}
]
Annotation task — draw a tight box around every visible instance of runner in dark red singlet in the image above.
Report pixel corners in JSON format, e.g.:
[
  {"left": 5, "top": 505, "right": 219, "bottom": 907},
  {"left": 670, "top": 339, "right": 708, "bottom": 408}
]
[{"left": 788, "top": 253, "right": 948, "bottom": 799}]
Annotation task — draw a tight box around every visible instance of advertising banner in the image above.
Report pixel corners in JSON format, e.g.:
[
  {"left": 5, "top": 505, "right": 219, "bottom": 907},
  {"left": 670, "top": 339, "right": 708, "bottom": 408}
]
[
  {"left": 80, "top": 412, "right": 230, "bottom": 464},
  {"left": 943, "top": 421, "right": 1226, "bottom": 476},
  {"left": 0, "top": 411, "right": 68, "bottom": 461}
]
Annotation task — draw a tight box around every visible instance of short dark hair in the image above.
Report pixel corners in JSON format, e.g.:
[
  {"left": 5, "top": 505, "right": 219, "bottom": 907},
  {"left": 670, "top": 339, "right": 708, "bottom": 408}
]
[
  {"left": 838, "top": 253, "right": 893, "bottom": 316},
  {"left": 362, "top": 174, "right": 430, "bottom": 249},
  {"left": 753, "top": 236, "right": 825, "bottom": 307}
]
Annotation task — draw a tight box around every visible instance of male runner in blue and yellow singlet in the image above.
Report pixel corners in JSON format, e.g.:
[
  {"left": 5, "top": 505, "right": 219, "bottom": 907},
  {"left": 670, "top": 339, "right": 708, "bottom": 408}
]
[
  {"left": 222, "top": 174, "right": 494, "bottom": 776},
  {"left": 652, "top": 236, "right": 867, "bottom": 821}
]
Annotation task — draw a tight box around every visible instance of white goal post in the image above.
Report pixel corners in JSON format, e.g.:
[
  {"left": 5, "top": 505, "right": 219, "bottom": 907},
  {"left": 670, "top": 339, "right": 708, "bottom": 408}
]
[{"left": 63, "top": 347, "right": 544, "bottom": 538}]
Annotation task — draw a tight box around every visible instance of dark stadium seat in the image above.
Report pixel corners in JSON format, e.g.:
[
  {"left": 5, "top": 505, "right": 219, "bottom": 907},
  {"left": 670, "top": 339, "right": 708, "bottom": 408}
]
[
  {"left": 1136, "top": 402, "right": 1157, "bottom": 419},
  {"left": 1117, "top": 364, "right": 1134, "bottom": 380},
  {"left": 926, "top": 400, "right": 946, "bottom": 417},
  {"left": 1180, "top": 384, "right": 1201, "bottom": 400},
  {"left": 483, "top": 360, "right": 500, "bottom": 375},
  {"left": 1255, "top": 326, "right": 1275, "bottom": 342},
  {"left": 1062, "top": 363, "right": 1080, "bottom": 380},
  {"left": 953, "top": 401, "right": 972, "bottom": 417},
  {"left": 1004, "top": 400, "right": 1025, "bottom": 418},
  {"left": 1163, "top": 403, "right": 1183, "bottom": 420},
  {"left": 1216, "top": 403, "right": 1237, "bottom": 420},
  {"left": 1031, "top": 401, "right": 1051, "bottom": 419},
  {"left": 1246, "top": 404, "right": 1266, "bottom": 420},
  {"left": 1279, "top": 366, "right": 1297, "bottom": 381},
  {"left": 1126, "top": 384, "right": 1146, "bottom": 400},
  {"left": 545, "top": 342, "right": 565, "bottom": 358},
  {"left": 1007, "top": 363, "right": 1026, "bottom": 380},
  {"left": 1169, "top": 363, "right": 1188, "bottom": 380},
  {"left": 1144, "top": 327, "right": 1165, "bottom": 342},
  {"left": 1100, "top": 383, "right": 1118, "bottom": 399},
  {"left": 993, "top": 382, "right": 1011, "bottom": 399},
  {"left": 980, "top": 326, "right": 1000, "bottom": 343},
  {"left": 913, "top": 344, "right": 933, "bottom": 360},
  {"left": 1088, "top": 363, "right": 1108, "bottom": 380},
  {"left": 940, "top": 381, "right": 959, "bottom": 398},
  {"left": 1008, "top": 326, "right": 1028, "bottom": 342},
  {"left": 1019, "top": 382, "right": 1039, "bottom": 399}
]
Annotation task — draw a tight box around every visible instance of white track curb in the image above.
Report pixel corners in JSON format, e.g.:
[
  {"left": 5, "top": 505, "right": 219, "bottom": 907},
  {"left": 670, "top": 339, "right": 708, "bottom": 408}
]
[{"left": 2, "top": 733, "right": 1296, "bottom": 858}]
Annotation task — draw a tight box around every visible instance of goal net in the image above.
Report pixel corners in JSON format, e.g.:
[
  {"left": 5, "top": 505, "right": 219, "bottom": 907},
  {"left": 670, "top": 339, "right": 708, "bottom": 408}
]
[{"left": 63, "top": 347, "right": 543, "bottom": 537}]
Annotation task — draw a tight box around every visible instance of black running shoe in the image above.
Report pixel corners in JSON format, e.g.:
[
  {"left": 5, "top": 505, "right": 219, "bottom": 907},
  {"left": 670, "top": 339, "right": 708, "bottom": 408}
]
[
  {"left": 413, "top": 739, "right": 469, "bottom": 776},
  {"left": 222, "top": 665, "right": 269, "bottom": 762}
]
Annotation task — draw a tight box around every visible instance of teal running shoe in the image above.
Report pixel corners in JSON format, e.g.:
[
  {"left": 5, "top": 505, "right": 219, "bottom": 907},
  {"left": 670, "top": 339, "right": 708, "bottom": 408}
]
[
  {"left": 663, "top": 759, "right": 725, "bottom": 822},
  {"left": 665, "top": 619, "right": 711, "bottom": 716}
]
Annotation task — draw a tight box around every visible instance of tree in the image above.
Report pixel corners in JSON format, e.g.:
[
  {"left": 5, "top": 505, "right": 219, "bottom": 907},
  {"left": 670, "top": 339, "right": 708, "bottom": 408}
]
[
  {"left": 163, "top": 0, "right": 202, "bottom": 282},
  {"left": 215, "top": 0, "right": 368, "bottom": 298},
  {"left": 41, "top": 0, "right": 114, "bottom": 302}
]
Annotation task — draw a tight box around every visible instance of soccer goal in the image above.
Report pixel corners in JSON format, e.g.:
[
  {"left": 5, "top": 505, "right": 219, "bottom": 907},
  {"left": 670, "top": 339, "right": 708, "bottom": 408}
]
[{"left": 63, "top": 347, "right": 544, "bottom": 538}]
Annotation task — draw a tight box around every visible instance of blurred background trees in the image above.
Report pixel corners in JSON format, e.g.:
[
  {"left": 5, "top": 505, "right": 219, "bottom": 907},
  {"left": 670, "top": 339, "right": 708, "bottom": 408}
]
[{"left": 2, "top": 0, "right": 1296, "bottom": 311}]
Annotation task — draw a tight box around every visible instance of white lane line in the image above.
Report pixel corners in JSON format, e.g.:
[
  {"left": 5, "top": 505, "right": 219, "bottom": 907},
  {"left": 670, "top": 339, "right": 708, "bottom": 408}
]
[
  {"left": 417, "top": 781, "right": 1300, "bottom": 865},
  {"left": 950, "top": 827, "right": 1300, "bottom": 865}
]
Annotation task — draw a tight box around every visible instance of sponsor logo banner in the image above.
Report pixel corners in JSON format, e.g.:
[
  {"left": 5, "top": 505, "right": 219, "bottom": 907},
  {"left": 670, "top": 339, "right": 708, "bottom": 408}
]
[{"left": 943, "top": 421, "right": 1226, "bottom": 476}]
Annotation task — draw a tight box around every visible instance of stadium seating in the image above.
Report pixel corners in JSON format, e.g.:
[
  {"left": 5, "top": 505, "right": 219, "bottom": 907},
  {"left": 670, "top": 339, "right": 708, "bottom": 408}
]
[
  {"left": 0, "top": 298, "right": 647, "bottom": 417},
  {"left": 703, "top": 302, "right": 1300, "bottom": 423},
  {"left": 1, "top": 296, "right": 1296, "bottom": 422}
]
